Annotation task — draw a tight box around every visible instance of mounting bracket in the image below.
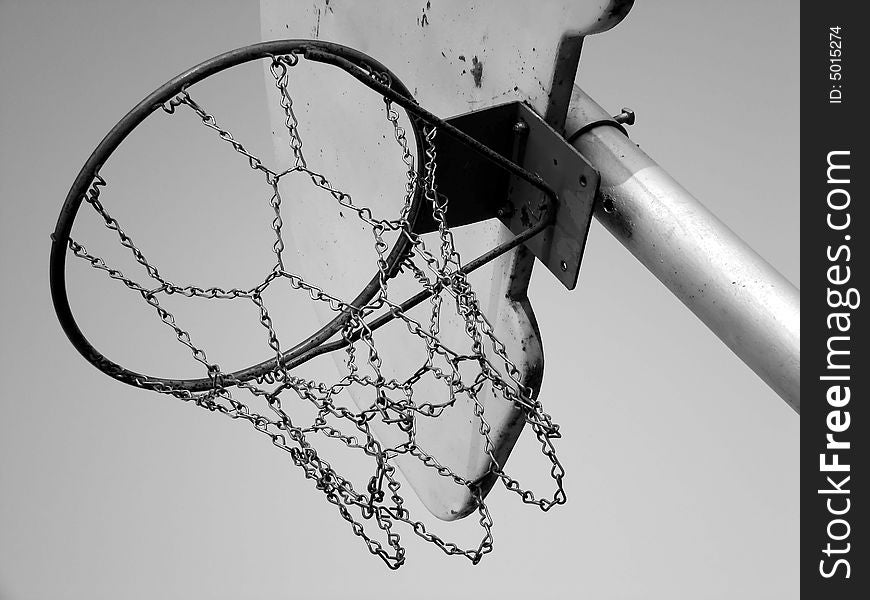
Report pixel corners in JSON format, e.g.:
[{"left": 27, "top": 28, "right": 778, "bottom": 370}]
[{"left": 414, "top": 101, "right": 600, "bottom": 290}]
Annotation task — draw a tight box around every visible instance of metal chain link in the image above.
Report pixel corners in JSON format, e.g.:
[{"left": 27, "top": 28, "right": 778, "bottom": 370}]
[{"left": 66, "top": 54, "right": 565, "bottom": 568}]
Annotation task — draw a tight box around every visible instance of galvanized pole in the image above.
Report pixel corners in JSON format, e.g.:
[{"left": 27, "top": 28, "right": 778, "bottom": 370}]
[{"left": 566, "top": 87, "right": 800, "bottom": 412}]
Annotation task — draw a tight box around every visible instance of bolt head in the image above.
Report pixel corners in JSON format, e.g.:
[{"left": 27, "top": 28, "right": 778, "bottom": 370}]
[{"left": 512, "top": 120, "right": 529, "bottom": 134}]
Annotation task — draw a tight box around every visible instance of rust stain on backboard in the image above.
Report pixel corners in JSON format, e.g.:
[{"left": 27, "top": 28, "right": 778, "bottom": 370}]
[{"left": 471, "top": 56, "right": 483, "bottom": 87}]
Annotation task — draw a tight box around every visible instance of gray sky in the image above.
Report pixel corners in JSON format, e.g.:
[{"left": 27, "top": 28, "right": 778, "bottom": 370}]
[{"left": 1, "top": 1, "right": 798, "bottom": 598}]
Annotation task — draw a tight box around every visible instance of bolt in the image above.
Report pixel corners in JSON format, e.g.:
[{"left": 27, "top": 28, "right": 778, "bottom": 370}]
[
  {"left": 613, "top": 107, "right": 636, "bottom": 126},
  {"left": 579, "top": 175, "right": 587, "bottom": 188},
  {"left": 560, "top": 260, "right": 569, "bottom": 272},
  {"left": 496, "top": 204, "right": 515, "bottom": 219},
  {"left": 512, "top": 120, "right": 529, "bottom": 135}
]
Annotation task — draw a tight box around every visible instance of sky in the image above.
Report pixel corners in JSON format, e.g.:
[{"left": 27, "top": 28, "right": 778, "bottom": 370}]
[{"left": 1, "top": 1, "right": 799, "bottom": 599}]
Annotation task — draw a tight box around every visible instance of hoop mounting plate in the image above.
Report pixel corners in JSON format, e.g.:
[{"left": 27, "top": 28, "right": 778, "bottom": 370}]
[{"left": 416, "top": 101, "right": 600, "bottom": 290}]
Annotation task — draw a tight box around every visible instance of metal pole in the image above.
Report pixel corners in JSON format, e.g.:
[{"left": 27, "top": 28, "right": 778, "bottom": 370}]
[{"left": 566, "top": 87, "right": 800, "bottom": 412}]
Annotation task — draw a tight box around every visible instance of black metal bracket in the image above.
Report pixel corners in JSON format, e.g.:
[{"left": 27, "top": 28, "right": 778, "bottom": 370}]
[{"left": 414, "top": 101, "right": 599, "bottom": 290}]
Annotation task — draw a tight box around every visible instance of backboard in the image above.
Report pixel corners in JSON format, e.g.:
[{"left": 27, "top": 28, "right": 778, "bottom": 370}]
[{"left": 261, "top": 0, "right": 634, "bottom": 520}]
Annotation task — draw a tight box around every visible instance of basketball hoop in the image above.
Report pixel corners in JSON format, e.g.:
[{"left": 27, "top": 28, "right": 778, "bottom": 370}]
[{"left": 50, "top": 41, "right": 586, "bottom": 568}]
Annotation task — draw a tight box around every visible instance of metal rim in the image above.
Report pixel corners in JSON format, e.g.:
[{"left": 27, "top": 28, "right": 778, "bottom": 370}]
[{"left": 49, "top": 40, "right": 427, "bottom": 392}]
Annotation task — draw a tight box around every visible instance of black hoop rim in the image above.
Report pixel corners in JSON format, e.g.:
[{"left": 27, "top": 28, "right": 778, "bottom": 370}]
[{"left": 49, "top": 40, "right": 428, "bottom": 392}]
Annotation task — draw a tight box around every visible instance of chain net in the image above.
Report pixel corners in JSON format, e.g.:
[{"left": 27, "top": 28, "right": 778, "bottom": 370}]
[{"left": 65, "top": 54, "right": 566, "bottom": 568}]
